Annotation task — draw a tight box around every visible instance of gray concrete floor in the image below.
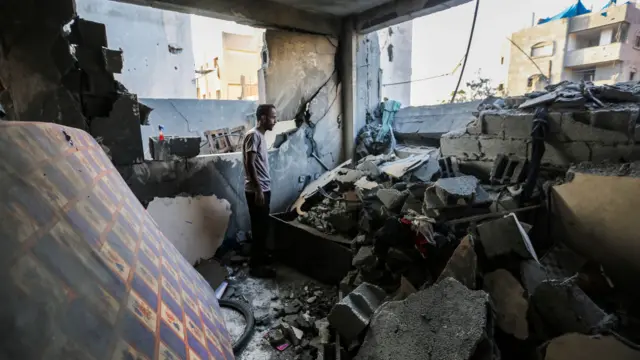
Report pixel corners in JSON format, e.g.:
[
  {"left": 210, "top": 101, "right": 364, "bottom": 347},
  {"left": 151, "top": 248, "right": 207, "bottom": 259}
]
[{"left": 220, "top": 265, "right": 334, "bottom": 360}]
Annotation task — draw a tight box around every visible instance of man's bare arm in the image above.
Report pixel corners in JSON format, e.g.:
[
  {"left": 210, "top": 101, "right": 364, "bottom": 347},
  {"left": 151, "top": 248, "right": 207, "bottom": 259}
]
[{"left": 246, "top": 152, "right": 265, "bottom": 205}]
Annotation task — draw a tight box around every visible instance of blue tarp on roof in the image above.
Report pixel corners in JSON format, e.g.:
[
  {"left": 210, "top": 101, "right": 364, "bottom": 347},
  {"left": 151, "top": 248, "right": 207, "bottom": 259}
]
[
  {"left": 601, "top": 0, "right": 631, "bottom": 11},
  {"left": 538, "top": 0, "right": 591, "bottom": 25}
]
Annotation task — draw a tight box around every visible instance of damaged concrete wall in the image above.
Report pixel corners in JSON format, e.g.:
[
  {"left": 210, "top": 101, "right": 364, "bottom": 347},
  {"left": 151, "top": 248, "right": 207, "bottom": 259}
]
[
  {"left": 394, "top": 100, "right": 481, "bottom": 146},
  {"left": 75, "top": 0, "right": 197, "bottom": 98},
  {"left": 551, "top": 166, "right": 640, "bottom": 291},
  {"left": 147, "top": 195, "right": 232, "bottom": 263},
  {"left": 120, "top": 29, "right": 344, "bottom": 248},
  {"left": 356, "top": 31, "right": 382, "bottom": 137},
  {"left": 378, "top": 22, "right": 412, "bottom": 107},
  {"left": 139, "top": 98, "right": 257, "bottom": 159},
  {"left": 262, "top": 30, "right": 344, "bottom": 210},
  {"left": 0, "top": 0, "right": 84, "bottom": 127}
]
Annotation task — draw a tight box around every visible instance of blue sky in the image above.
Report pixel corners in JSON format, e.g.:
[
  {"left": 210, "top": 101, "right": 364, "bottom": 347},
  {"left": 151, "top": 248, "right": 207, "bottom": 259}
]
[{"left": 408, "top": 0, "right": 616, "bottom": 104}]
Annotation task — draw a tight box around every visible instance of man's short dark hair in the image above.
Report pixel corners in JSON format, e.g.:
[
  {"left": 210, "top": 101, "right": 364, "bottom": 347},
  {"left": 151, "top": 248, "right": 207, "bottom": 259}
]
[{"left": 256, "top": 104, "right": 275, "bottom": 121}]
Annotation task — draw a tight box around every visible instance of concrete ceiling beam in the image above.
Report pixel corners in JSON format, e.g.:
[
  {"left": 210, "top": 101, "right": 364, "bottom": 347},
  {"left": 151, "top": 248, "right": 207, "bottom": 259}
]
[
  {"left": 111, "top": 0, "right": 342, "bottom": 36},
  {"left": 355, "top": 0, "right": 472, "bottom": 33}
]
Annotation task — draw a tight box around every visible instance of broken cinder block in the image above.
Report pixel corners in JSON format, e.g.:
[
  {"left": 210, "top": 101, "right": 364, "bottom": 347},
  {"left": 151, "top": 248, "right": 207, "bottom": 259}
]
[
  {"left": 477, "top": 215, "right": 534, "bottom": 260},
  {"left": 434, "top": 175, "right": 478, "bottom": 206},
  {"left": 484, "top": 269, "right": 529, "bottom": 340},
  {"left": 436, "top": 236, "right": 477, "bottom": 289},
  {"left": 355, "top": 278, "right": 491, "bottom": 360},
  {"left": 328, "top": 283, "right": 386, "bottom": 342}
]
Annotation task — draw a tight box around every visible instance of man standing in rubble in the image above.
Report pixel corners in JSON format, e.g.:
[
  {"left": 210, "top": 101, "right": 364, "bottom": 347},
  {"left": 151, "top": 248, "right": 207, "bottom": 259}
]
[{"left": 243, "top": 104, "right": 277, "bottom": 278}]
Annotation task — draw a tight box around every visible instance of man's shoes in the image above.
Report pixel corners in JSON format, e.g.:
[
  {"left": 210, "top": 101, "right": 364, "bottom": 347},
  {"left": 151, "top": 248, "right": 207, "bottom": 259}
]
[{"left": 249, "top": 266, "right": 277, "bottom": 279}]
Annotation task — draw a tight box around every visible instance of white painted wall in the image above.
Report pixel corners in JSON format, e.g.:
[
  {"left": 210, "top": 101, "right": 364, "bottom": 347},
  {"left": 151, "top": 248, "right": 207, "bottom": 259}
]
[{"left": 147, "top": 196, "right": 232, "bottom": 264}]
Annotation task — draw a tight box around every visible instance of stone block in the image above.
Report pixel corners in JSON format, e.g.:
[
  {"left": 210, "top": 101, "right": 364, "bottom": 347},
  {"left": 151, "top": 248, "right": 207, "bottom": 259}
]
[
  {"left": 477, "top": 216, "right": 533, "bottom": 259},
  {"left": 440, "top": 133, "right": 482, "bottom": 160},
  {"left": 436, "top": 236, "right": 477, "bottom": 289},
  {"left": 543, "top": 333, "right": 640, "bottom": 360},
  {"left": 328, "top": 283, "right": 386, "bottom": 342},
  {"left": 562, "top": 112, "right": 630, "bottom": 143},
  {"left": 376, "top": 188, "right": 407, "bottom": 212},
  {"left": 355, "top": 278, "right": 490, "bottom": 360},
  {"left": 466, "top": 119, "right": 482, "bottom": 135},
  {"left": 542, "top": 141, "right": 592, "bottom": 167},
  {"left": 503, "top": 113, "right": 533, "bottom": 139},
  {"left": 480, "top": 113, "right": 505, "bottom": 138},
  {"left": 590, "top": 109, "right": 636, "bottom": 135},
  {"left": 479, "top": 136, "right": 529, "bottom": 160},
  {"left": 484, "top": 269, "right": 529, "bottom": 340},
  {"left": 531, "top": 280, "right": 616, "bottom": 336}
]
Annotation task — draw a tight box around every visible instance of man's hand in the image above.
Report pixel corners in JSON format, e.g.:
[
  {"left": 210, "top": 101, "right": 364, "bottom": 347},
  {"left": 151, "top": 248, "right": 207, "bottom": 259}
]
[{"left": 255, "top": 190, "right": 265, "bottom": 206}]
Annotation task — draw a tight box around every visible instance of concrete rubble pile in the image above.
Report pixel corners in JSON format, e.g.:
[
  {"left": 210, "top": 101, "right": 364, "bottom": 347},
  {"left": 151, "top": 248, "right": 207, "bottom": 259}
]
[{"left": 286, "top": 81, "right": 640, "bottom": 359}]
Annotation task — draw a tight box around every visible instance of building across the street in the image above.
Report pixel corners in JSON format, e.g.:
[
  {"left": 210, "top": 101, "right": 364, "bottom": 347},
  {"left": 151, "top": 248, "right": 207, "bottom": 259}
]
[{"left": 506, "top": 0, "right": 640, "bottom": 95}]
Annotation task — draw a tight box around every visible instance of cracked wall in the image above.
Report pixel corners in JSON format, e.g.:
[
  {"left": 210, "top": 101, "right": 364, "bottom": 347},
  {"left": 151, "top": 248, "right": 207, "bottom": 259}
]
[{"left": 119, "top": 29, "right": 344, "bottom": 258}]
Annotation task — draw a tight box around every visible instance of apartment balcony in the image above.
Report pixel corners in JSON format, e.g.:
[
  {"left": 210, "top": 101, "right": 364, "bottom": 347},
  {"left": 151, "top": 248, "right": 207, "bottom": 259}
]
[
  {"left": 565, "top": 43, "right": 623, "bottom": 68},
  {"left": 568, "top": 4, "right": 630, "bottom": 33}
]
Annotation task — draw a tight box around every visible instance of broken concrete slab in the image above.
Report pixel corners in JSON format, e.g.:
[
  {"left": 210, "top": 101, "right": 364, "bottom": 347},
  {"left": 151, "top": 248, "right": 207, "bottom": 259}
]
[
  {"left": 531, "top": 280, "right": 616, "bottom": 336},
  {"left": 477, "top": 215, "right": 534, "bottom": 259},
  {"left": 376, "top": 188, "right": 408, "bottom": 212},
  {"left": 436, "top": 236, "right": 477, "bottom": 290},
  {"left": 355, "top": 278, "right": 490, "bottom": 360},
  {"left": 484, "top": 269, "right": 529, "bottom": 340},
  {"left": 352, "top": 246, "right": 376, "bottom": 270},
  {"left": 519, "top": 91, "right": 559, "bottom": 109},
  {"left": 434, "top": 175, "right": 478, "bottom": 206},
  {"left": 328, "top": 283, "right": 387, "bottom": 342},
  {"left": 336, "top": 169, "right": 365, "bottom": 187},
  {"left": 543, "top": 333, "right": 640, "bottom": 360},
  {"left": 356, "top": 160, "right": 381, "bottom": 177}
]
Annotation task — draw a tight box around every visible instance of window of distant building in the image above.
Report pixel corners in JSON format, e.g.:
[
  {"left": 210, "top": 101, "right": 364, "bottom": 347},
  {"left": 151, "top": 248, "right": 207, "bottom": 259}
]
[
  {"left": 501, "top": 57, "right": 504, "bottom": 65},
  {"left": 575, "top": 68, "right": 596, "bottom": 82},
  {"left": 635, "top": 34, "right": 640, "bottom": 49},
  {"left": 531, "top": 42, "right": 553, "bottom": 58},
  {"left": 631, "top": 71, "right": 636, "bottom": 81}
]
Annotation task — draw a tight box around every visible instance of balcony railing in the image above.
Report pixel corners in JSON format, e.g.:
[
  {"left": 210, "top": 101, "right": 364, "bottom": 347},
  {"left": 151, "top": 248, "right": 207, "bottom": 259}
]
[{"left": 565, "top": 42, "right": 623, "bottom": 67}]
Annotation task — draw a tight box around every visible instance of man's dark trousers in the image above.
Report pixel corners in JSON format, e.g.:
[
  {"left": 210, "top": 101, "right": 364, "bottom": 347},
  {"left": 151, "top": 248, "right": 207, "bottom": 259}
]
[{"left": 245, "top": 191, "right": 271, "bottom": 266}]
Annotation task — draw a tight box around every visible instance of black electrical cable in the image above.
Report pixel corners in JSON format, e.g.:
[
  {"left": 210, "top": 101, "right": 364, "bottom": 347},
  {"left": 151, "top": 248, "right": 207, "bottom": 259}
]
[
  {"left": 451, "top": 0, "right": 481, "bottom": 103},
  {"left": 219, "top": 299, "right": 255, "bottom": 355}
]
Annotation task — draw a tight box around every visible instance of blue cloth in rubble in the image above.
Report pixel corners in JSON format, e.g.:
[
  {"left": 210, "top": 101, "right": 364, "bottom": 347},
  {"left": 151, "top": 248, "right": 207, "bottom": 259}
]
[{"left": 376, "top": 100, "right": 402, "bottom": 142}]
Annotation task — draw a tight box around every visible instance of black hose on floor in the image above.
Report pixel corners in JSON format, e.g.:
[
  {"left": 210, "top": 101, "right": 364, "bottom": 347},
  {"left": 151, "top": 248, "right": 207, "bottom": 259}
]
[{"left": 219, "top": 299, "right": 255, "bottom": 355}]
